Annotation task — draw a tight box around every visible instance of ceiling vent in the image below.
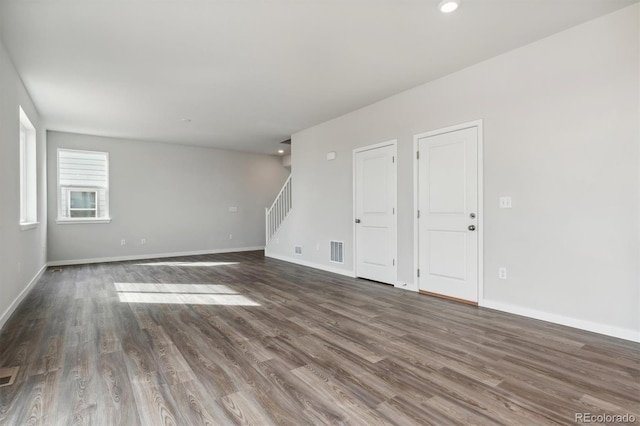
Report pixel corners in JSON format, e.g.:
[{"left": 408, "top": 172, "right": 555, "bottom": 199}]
[{"left": 330, "top": 241, "right": 344, "bottom": 263}]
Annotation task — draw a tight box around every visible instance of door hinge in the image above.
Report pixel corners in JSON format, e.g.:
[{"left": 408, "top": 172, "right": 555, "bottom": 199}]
[
  {"left": 417, "top": 210, "right": 420, "bottom": 219},
  {"left": 392, "top": 207, "right": 395, "bottom": 215},
  {"left": 392, "top": 156, "right": 395, "bottom": 163},
  {"left": 416, "top": 151, "right": 420, "bottom": 160},
  {"left": 417, "top": 268, "right": 420, "bottom": 277},
  {"left": 393, "top": 259, "right": 395, "bottom": 266}
]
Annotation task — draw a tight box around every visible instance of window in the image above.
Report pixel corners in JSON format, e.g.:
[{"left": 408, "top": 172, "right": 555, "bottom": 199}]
[
  {"left": 19, "top": 107, "right": 37, "bottom": 229},
  {"left": 57, "top": 149, "right": 110, "bottom": 223},
  {"left": 68, "top": 190, "right": 97, "bottom": 218}
]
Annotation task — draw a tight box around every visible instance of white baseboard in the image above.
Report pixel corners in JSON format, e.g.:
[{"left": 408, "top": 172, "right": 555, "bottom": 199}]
[
  {"left": 48, "top": 246, "right": 265, "bottom": 266},
  {"left": 0, "top": 263, "right": 47, "bottom": 330},
  {"left": 482, "top": 299, "right": 640, "bottom": 343},
  {"left": 265, "top": 252, "right": 356, "bottom": 278}
]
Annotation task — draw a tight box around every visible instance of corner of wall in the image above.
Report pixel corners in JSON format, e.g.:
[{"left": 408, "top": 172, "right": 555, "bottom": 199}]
[
  {"left": 0, "top": 264, "right": 47, "bottom": 330},
  {"left": 0, "top": 37, "right": 48, "bottom": 332}
]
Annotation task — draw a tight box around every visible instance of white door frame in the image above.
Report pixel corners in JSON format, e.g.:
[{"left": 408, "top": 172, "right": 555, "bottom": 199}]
[
  {"left": 413, "top": 120, "right": 484, "bottom": 303},
  {"left": 353, "top": 139, "right": 398, "bottom": 285}
]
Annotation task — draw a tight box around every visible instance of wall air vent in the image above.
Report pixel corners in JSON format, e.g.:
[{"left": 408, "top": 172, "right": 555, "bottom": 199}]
[
  {"left": 330, "top": 241, "right": 344, "bottom": 263},
  {"left": 294, "top": 245, "right": 302, "bottom": 255}
]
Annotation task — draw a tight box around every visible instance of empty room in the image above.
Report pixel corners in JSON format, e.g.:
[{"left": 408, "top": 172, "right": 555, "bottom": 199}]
[{"left": 0, "top": 0, "right": 639, "bottom": 424}]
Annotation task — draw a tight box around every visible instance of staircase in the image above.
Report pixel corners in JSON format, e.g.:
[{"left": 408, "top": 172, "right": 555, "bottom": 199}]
[{"left": 265, "top": 175, "right": 292, "bottom": 245}]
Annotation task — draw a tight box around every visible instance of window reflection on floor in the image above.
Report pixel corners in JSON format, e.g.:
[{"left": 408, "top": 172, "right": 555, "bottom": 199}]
[
  {"left": 133, "top": 261, "right": 240, "bottom": 267},
  {"left": 114, "top": 282, "right": 260, "bottom": 306}
]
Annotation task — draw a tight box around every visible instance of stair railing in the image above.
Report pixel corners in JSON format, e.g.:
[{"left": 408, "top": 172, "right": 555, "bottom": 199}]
[{"left": 265, "top": 175, "right": 292, "bottom": 245}]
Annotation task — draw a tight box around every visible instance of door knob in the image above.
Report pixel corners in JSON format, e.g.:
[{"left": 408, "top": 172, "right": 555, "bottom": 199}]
[
  {"left": 468, "top": 225, "right": 476, "bottom": 231},
  {"left": 355, "top": 219, "right": 361, "bottom": 224}
]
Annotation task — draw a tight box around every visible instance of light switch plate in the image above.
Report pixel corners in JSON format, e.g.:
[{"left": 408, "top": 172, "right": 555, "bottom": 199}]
[{"left": 499, "top": 196, "right": 512, "bottom": 209}]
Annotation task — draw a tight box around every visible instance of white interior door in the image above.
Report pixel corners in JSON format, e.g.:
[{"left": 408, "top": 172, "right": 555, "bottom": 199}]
[
  {"left": 354, "top": 143, "right": 397, "bottom": 285},
  {"left": 417, "top": 126, "right": 479, "bottom": 303}
]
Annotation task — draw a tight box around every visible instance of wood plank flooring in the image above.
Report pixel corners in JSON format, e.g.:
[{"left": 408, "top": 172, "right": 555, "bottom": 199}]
[{"left": 0, "top": 250, "right": 638, "bottom": 425}]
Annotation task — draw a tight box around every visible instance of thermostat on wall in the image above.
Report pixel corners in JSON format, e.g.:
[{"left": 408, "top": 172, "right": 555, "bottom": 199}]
[{"left": 326, "top": 151, "right": 337, "bottom": 161}]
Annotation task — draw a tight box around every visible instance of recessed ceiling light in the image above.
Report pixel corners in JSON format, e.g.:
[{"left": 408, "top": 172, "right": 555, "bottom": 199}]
[
  {"left": 278, "top": 149, "right": 284, "bottom": 154},
  {"left": 438, "top": 0, "right": 460, "bottom": 13}
]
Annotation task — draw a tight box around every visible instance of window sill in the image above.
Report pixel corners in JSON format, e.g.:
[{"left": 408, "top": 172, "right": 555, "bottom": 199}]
[
  {"left": 56, "top": 218, "right": 112, "bottom": 225},
  {"left": 19, "top": 222, "right": 39, "bottom": 231}
]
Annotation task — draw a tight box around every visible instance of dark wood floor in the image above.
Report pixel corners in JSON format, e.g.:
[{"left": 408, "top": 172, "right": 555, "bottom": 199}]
[{"left": 0, "top": 251, "right": 638, "bottom": 425}]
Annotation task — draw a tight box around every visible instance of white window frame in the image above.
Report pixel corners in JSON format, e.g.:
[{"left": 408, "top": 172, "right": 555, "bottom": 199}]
[
  {"left": 19, "top": 107, "right": 38, "bottom": 231},
  {"left": 57, "top": 148, "right": 111, "bottom": 224},
  {"left": 67, "top": 188, "right": 99, "bottom": 218}
]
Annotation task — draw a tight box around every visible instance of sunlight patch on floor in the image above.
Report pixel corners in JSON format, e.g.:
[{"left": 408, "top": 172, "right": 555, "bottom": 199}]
[
  {"left": 114, "top": 282, "right": 259, "bottom": 306},
  {"left": 134, "top": 261, "right": 240, "bottom": 267},
  {"left": 115, "top": 283, "right": 237, "bottom": 294}
]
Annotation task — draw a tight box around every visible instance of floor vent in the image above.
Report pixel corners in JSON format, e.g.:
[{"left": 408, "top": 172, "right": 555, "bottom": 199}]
[
  {"left": 330, "top": 241, "right": 344, "bottom": 263},
  {"left": 294, "top": 246, "right": 302, "bottom": 255},
  {"left": 51, "top": 267, "right": 62, "bottom": 272},
  {"left": 0, "top": 367, "right": 19, "bottom": 388}
]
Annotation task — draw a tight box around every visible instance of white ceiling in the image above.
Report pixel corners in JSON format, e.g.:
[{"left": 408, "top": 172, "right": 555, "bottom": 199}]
[{"left": 0, "top": 0, "right": 636, "bottom": 154}]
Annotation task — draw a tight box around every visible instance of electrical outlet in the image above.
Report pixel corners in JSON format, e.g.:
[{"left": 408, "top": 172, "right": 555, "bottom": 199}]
[
  {"left": 499, "top": 267, "right": 507, "bottom": 280},
  {"left": 229, "top": 234, "right": 233, "bottom": 240},
  {"left": 121, "top": 239, "right": 126, "bottom": 246},
  {"left": 499, "top": 196, "right": 512, "bottom": 209},
  {"left": 141, "top": 238, "right": 146, "bottom": 245}
]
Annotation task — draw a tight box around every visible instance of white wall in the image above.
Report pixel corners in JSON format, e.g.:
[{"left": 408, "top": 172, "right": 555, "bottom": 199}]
[
  {"left": 47, "top": 131, "right": 289, "bottom": 263},
  {"left": 268, "top": 6, "right": 640, "bottom": 340},
  {"left": 637, "top": 3, "right": 640, "bottom": 339},
  {"left": 0, "top": 40, "right": 48, "bottom": 329}
]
